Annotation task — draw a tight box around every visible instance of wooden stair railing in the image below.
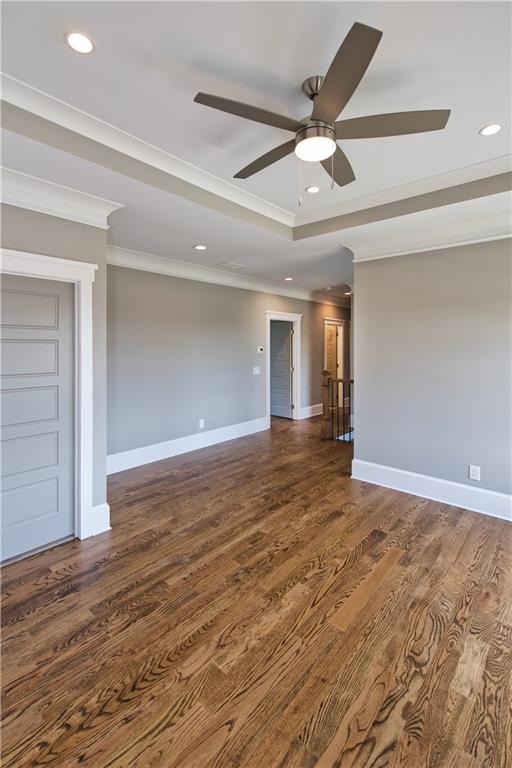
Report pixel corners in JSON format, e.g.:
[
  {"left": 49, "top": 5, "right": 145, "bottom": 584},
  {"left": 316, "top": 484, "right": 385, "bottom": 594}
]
[{"left": 321, "top": 371, "right": 354, "bottom": 442}]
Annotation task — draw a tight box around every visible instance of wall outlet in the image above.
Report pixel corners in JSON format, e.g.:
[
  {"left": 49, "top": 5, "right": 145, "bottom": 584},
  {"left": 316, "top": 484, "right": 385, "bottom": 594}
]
[
  {"left": 253, "top": 366, "right": 261, "bottom": 375},
  {"left": 199, "top": 419, "right": 205, "bottom": 429},
  {"left": 469, "top": 464, "right": 481, "bottom": 481}
]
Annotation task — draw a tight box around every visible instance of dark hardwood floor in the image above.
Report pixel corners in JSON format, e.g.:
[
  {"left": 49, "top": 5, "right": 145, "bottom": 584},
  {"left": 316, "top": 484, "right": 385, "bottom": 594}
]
[{"left": 2, "top": 417, "right": 511, "bottom": 767}]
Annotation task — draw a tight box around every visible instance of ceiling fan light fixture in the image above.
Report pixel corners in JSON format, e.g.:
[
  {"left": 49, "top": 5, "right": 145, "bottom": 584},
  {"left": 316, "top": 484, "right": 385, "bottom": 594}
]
[
  {"left": 295, "top": 123, "right": 337, "bottom": 162},
  {"left": 295, "top": 135, "right": 336, "bottom": 162}
]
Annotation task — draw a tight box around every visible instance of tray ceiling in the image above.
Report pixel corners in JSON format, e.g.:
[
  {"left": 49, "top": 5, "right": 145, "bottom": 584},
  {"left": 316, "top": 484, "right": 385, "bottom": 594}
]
[{"left": 1, "top": 1, "right": 511, "bottom": 215}]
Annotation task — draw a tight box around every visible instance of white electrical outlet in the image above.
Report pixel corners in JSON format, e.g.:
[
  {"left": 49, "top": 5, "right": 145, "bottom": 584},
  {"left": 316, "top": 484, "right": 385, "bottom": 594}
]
[
  {"left": 199, "top": 419, "right": 205, "bottom": 429},
  {"left": 253, "top": 366, "right": 261, "bottom": 375},
  {"left": 469, "top": 464, "right": 481, "bottom": 481}
]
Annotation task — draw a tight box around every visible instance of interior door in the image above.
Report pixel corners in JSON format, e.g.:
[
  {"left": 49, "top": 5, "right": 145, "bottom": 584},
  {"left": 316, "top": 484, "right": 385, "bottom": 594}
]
[
  {"left": 270, "top": 320, "right": 292, "bottom": 418},
  {"left": 324, "top": 322, "right": 337, "bottom": 375},
  {"left": 1, "top": 274, "right": 74, "bottom": 561}
]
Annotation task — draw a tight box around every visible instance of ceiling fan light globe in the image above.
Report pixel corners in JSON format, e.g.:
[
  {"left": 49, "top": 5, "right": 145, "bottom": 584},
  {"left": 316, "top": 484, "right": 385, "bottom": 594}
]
[{"left": 295, "top": 136, "right": 336, "bottom": 162}]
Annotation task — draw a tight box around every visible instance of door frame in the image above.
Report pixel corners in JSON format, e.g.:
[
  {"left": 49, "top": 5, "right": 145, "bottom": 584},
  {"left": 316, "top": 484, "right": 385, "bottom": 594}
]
[
  {"left": 265, "top": 311, "right": 302, "bottom": 421},
  {"left": 1, "top": 248, "right": 97, "bottom": 540},
  {"left": 323, "top": 317, "right": 349, "bottom": 373}
]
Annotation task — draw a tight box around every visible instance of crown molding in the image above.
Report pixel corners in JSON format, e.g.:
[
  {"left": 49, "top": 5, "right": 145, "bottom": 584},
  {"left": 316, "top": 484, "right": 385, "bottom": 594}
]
[
  {"left": 3, "top": 74, "right": 511, "bottom": 244},
  {"left": 106, "top": 245, "right": 346, "bottom": 307},
  {"left": 1, "top": 73, "right": 294, "bottom": 229},
  {"left": 350, "top": 201, "right": 512, "bottom": 262},
  {"left": 1, "top": 167, "right": 124, "bottom": 229},
  {"left": 353, "top": 232, "right": 511, "bottom": 264},
  {"left": 294, "top": 155, "right": 512, "bottom": 227},
  {"left": 294, "top": 172, "right": 512, "bottom": 241}
]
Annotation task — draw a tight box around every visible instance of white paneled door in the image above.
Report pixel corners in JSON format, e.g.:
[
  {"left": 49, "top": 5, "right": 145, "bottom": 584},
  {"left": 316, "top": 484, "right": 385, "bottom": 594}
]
[
  {"left": 270, "top": 320, "right": 293, "bottom": 419},
  {"left": 1, "top": 274, "right": 74, "bottom": 561}
]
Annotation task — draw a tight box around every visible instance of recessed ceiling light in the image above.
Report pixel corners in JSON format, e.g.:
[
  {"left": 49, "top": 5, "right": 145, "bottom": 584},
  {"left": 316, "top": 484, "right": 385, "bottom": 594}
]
[
  {"left": 479, "top": 123, "right": 502, "bottom": 136},
  {"left": 193, "top": 244, "right": 207, "bottom": 251},
  {"left": 305, "top": 185, "right": 320, "bottom": 194},
  {"left": 65, "top": 32, "right": 94, "bottom": 54},
  {"left": 284, "top": 277, "right": 293, "bottom": 281},
  {"left": 326, "top": 286, "right": 332, "bottom": 291},
  {"left": 344, "top": 291, "right": 352, "bottom": 296}
]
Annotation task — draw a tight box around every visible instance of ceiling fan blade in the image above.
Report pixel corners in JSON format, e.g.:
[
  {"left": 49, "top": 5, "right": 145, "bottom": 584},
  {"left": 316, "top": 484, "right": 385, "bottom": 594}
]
[
  {"left": 234, "top": 139, "right": 296, "bottom": 179},
  {"left": 321, "top": 146, "right": 356, "bottom": 187},
  {"left": 312, "top": 23, "right": 383, "bottom": 123},
  {"left": 194, "top": 92, "right": 301, "bottom": 132},
  {"left": 336, "top": 110, "right": 451, "bottom": 139}
]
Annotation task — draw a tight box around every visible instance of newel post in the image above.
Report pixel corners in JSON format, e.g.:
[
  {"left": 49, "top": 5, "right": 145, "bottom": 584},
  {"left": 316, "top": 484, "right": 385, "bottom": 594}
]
[{"left": 321, "top": 370, "right": 332, "bottom": 439}]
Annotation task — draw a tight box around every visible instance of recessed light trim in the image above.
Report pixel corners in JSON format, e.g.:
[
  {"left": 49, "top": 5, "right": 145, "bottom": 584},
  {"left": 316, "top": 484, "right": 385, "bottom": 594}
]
[
  {"left": 193, "top": 244, "right": 207, "bottom": 251},
  {"left": 305, "top": 185, "right": 320, "bottom": 194},
  {"left": 344, "top": 291, "right": 352, "bottom": 296},
  {"left": 284, "top": 277, "right": 293, "bottom": 281},
  {"left": 479, "top": 123, "right": 502, "bottom": 136},
  {"left": 66, "top": 32, "right": 94, "bottom": 54}
]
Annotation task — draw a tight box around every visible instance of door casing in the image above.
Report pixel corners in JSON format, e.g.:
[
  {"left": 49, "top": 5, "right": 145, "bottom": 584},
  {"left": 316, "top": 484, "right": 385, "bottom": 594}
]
[
  {"left": 265, "top": 311, "right": 302, "bottom": 421},
  {"left": 0, "top": 248, "right": 99, "bottom": 546}
]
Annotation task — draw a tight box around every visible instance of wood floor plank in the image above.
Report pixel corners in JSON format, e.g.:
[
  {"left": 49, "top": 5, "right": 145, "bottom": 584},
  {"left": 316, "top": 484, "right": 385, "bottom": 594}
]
[{"left": 1, "top": 416, "right": 511, "bottom": 767}]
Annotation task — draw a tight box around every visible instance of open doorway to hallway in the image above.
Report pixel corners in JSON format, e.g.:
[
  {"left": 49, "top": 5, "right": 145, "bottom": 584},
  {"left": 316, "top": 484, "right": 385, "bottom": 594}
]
[
  {"left": 265, "top": 311, "right": 302, "bottom": 425},
  {"left": 324, "top": 319, "right": 350, "bottom": 380},
  {"left": 270, "top": 320, "right": 293, "bottom": 419}
]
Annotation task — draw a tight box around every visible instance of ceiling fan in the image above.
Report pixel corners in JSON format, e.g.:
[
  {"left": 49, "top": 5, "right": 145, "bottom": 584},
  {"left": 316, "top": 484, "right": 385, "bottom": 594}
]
[{"left": 194, "top": 22, "right": 451, "bottom": 187}]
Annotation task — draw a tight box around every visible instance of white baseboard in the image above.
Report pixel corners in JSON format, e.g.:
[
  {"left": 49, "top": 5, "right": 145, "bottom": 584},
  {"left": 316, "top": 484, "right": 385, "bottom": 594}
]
[
  {"left": 79, "top": 503, "right": 111, "bottom": 539},
  {"left": 107, "top": 416, "right": 270, "bottom": 475},
  {"left": 299, "top": 403, "right": 323, "bottom": 419},
  {"left": 352, "top": 459, "right": 512, "bottom": 522}
]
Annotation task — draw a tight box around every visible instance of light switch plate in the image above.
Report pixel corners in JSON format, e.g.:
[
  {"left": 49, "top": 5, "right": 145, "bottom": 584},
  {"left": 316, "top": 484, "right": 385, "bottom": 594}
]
[
  {"left": 253, "top": 366, "right": 261, "bottom": 375},
  {"left": 199, "top": 419, "right": 205, "bottom": 429}
]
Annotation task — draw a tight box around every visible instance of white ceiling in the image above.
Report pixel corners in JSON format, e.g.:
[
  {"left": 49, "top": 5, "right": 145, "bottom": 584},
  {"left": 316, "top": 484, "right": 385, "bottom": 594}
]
[
  {"left": 2, "top": 1, "right": 511, "bottom": 213},
  {"left": 1, "top": 2, "right": 511, "bottom": 295}
]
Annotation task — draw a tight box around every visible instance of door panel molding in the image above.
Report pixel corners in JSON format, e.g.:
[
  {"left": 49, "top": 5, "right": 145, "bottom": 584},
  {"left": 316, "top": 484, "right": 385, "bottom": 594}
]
[{"left": 0, "top": 248, "right": 104, "bottom": 545}]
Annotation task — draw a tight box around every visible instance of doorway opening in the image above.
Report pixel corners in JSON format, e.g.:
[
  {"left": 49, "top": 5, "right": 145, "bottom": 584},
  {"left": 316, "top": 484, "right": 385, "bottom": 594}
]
[
  {"left": 265, "top": 311, "right": 302, "bottom": 424},
  {"left": 270, "top": 320, "right": 293, "bottom": 419},
  {"left": 324, "top": 318, "right": 350, "bottom": 380}
]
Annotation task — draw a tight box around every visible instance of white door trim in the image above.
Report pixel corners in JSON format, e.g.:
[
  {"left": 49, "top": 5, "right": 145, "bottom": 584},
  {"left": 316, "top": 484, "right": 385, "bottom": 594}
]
[
  {"left": 0, "top": 248, "right": 99, "bottom": 540},
  {"left": 323, "top": 317, "right": 350, "bottom": 371},
  {"left": 323, "top": 317, "right": 346, "bottom": 325},
  {"left": 265, "top": 311, "right": 302, "bottom": 421}
]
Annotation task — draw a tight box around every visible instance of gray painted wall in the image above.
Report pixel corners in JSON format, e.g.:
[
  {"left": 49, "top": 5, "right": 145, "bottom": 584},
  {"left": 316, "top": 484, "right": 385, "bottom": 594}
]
[
  {"left": 354, "top": 238, "right": 512, "bottom": 494},
  {"left": 107, "top": 265, "right": 349, "bottom": 454},
  {"left": 1, "top": 204, "right": 108, "bottom": 506}
]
